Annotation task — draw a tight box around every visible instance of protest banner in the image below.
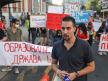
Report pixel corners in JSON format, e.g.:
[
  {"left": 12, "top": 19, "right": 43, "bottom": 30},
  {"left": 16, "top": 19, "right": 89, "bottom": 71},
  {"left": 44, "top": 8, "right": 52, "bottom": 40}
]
[
  {"left": 98, "top": 34, "right": 108, "bottom": 52},
  {"left": 0, "top": 42, "right": 52, "bottom": 66},
  {"left": 48, "top": 5, "right": 63, "bottom": 14},
  {"left": 70, "top": 11, "right": 90, "bottom": 23},
  {"left": 30, "top": 15, "right": 46, "bottom": 28},
  {"left": 46, "top": 13, "right": 68, "bottom": 30},
  {"left": 64, "top": 2, "right": 81, "bottom": 13}
]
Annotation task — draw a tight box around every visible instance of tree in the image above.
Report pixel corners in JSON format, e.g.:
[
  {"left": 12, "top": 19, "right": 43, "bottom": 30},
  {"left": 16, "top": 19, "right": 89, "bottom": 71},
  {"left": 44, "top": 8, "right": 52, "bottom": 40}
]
[{"left": 85, "top": 0, "right": 101, "bottom": 12}]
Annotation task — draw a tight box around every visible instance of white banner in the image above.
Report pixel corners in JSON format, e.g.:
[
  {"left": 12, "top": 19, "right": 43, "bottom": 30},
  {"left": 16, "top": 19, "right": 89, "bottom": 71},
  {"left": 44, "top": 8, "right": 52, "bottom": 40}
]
[
  {"left": 0, "top": 42, "right": 52, "bottom": 66},
  {"left": 93, "top": 21, "right": 102, "bottom": 32},
  {"left": 30, "top": 15, "right": 46, "bottom": 28},
  {"left": 98, "top": 34, "right": 108, "bottom": 51},
  {"left": 48, "top": 5, "right": 63, "bottom": 14},
  {"left": 64, "top": 2, "right": 81, "bottom": 13}
]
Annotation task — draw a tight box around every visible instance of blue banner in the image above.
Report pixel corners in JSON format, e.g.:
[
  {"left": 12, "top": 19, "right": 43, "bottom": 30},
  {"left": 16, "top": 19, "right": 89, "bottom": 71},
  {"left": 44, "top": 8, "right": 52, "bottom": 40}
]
[{"left": 70, "top": 11, "right": 90, "bottom": 23}]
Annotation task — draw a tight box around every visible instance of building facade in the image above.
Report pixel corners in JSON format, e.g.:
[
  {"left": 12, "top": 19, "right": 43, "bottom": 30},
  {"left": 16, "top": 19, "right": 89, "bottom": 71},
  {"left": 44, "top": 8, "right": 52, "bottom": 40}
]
[
  {"left": 2, "top": 0, "right": 32, "bottom": 13},
  {"left": 2, "top": 0, "right": 48, "bottom": 14}
]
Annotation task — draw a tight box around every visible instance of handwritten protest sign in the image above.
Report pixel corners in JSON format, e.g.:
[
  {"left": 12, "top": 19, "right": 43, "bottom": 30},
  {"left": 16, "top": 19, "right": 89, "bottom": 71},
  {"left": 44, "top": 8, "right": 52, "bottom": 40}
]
[{"left": 98, "top": 34, "right": 108, "bottom": 51}]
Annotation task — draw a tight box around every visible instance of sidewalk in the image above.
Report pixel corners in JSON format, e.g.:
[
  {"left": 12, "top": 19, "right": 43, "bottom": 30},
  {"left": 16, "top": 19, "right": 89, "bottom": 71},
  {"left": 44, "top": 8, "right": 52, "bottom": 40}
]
[{"left": 0, "top": 66, "right": 9, "bottom": 80}]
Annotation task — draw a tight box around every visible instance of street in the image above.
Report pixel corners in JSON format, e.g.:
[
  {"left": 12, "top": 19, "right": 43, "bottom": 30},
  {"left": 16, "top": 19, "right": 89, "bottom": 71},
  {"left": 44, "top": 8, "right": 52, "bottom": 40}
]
[
  {"left": 0, "top": 32, "right": 108, "bottom": 81},
  {"left": 0, "top": 0, "right": 108, "bottom": 81}
]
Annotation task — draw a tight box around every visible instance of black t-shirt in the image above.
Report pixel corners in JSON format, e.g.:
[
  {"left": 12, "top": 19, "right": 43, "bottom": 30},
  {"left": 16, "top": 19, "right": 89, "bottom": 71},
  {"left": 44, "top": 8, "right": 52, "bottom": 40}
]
[
  {"left": 0, "top": 29, "right": 6, "bottom": 40},
  {"left": 52, "top": 38, "right": 94, "bottom": 81}
]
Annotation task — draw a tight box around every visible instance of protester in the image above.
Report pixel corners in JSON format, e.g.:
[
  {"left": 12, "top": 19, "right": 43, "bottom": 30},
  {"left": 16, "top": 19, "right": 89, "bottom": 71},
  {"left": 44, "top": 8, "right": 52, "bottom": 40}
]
[
  {"left": 76, "top": 23, "right": 89, "bottom": 41},
  {"left": 51, "top": 16, "right": 95, "bottom": 81},
  {"left": 0, "top": 29, "right": 7, "bottom": 41},
  {"left": 29, "top": 27, "right": 37, "bottom": 44},
  {"left": 0, "top": 18, "right": 5, "bottom": 30},
  {"left": 38, "top": 28, "right": 52, "bottom": 81},
  {"left": 39, "top": 28, "right": 48, "bottom": 45},
  {"left": 96, "top": 21, "right": 107, "bottom": 55},
  {"left": 96, "top": 21, "right": 106, "bottom": 41},
  {"left": 105, "top": 18, "right": 108, "bottom": 32},
  {"left": 1, "top": 18, "right": 23, "bottom": 74},
  {"left": 87, "top": 22, "right": 94, "bottom": 46},
  {"left": 53, "top": 30, "right": 62, "bottom": 43},
  {"left": 20, "top": 12, "right": 26, "bottom": 27}
]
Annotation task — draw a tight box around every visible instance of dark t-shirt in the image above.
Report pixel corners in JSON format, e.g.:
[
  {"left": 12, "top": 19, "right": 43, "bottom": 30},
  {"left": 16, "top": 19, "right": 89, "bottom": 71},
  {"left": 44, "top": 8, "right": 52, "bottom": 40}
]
[
  {"left": 0, "top": 29, "right": 6, "bottom": 40},
  {"left": 52, "top": 38, "right": 94, "bottom": 81}
]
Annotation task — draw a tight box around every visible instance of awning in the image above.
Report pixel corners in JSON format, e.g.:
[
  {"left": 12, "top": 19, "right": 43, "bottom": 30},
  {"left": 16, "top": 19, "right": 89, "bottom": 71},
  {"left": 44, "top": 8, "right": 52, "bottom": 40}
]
[{"left": 0, "top": 0, "right": 21, "bottom": 8}]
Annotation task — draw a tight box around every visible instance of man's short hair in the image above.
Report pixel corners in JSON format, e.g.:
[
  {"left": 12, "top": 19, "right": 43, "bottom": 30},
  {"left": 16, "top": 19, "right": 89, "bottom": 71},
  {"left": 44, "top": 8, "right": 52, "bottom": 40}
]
[
  {"left": 62, "top": 16, "right": 76, "bottom": 27},
  {"left": 11, "top": 18, "right": 19, "bottom": 24}
]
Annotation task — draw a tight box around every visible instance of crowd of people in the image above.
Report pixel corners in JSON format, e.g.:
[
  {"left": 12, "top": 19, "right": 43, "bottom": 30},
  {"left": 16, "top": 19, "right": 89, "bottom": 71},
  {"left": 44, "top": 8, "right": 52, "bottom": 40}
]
[{"left": 0, "top": 12, "right": 108, "bottom": 81}]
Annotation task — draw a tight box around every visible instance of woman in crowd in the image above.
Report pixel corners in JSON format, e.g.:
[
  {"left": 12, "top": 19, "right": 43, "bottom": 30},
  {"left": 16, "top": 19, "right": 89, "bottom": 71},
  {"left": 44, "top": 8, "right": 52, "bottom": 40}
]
[{"left": 76, "top": 23, "right": 89, "bottom": 41}]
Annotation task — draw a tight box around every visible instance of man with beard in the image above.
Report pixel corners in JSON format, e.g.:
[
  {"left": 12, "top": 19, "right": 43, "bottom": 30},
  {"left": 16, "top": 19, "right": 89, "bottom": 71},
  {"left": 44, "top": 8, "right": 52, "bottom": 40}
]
[
  {"left": 1, "top": 18, "right": 23, "bottom": 74},
  {"left": 51, "top": 16, "right": 95, "bottom": 81}
]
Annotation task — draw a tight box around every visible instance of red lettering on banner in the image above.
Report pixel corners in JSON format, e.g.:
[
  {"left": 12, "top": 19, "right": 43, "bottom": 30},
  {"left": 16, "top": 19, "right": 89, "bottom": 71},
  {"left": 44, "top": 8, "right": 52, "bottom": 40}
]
[
  {"left": 25, "top": 43, "right": 31, "bottom": 51},
  {"left": 19, "top": 55, "right": 23, "bottom": 63},
  {"left": 34, "top": 46, "right": 48, "bottom": 53},
  {"left": 107, "top": 35, "right": 108, "bottom": 41},
  {"left": 101, "top": 35, "right": 108, "bottom": 41},
  {"left": 101, "top": 43, "right": 108, "bottom": 50},
  {"left": 38, "top": 56, "right": 41, "bottom": 62},
  {"left": 34, "top": 46, "right": 40, "bottom": 52},
  {"left": 101, "top": 35, "right": 106, "bottom": 41},
  {"left": 10, "top": 43, "right": 16, "bottom": 52},
  {"left": 4, "top": 43, "right": 10, "bottom": 52},
  {"left": 17, "top": 43, "right": 22, "bottom": 52},
  {"left": 42, "top": 47, "right": 48, "bottom": 53},
  {"left": 12, "top": 55, "right": 42, "bottom": 64},
  {"left": 31, "top": 45, "right": 35, "bottom": 52},
  {"left": 107, "top": 43, "right": 108, "bottom": 49},
  {"left": 21, "top": 43, "right": 26, "bottom": 52},
  {"left": 101, "top": 43, "right": 105, "bottom": 49},
  {"left": 4, "top": 42, "right": 48, "bottom": 53},
  {"left": 12, "top": 55, "right": 19, "bottom": 64},
  {"left": 14, "top": 43, "right": 18, "bottom": 50}
]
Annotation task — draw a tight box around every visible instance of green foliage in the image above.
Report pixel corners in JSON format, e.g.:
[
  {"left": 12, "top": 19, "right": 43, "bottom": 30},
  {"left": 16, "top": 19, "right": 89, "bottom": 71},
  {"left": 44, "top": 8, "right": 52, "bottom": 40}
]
[{"left": 85, "top": 0, "right": 101, "bottom": 12}]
